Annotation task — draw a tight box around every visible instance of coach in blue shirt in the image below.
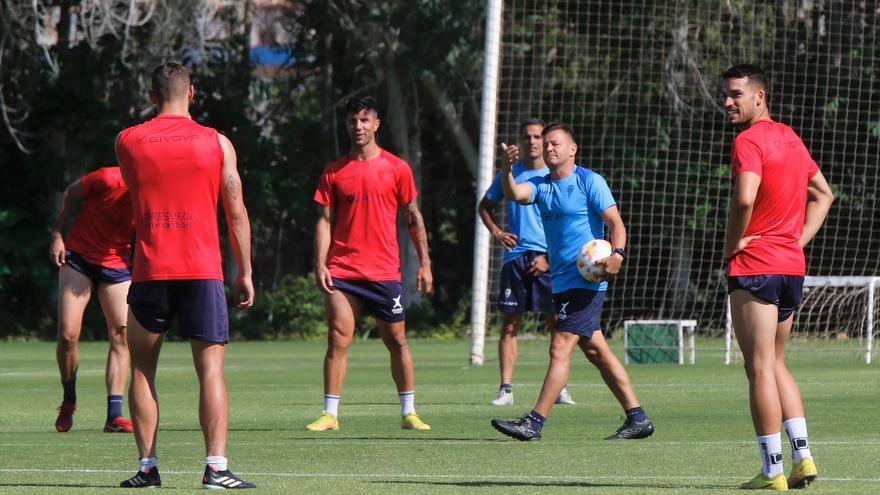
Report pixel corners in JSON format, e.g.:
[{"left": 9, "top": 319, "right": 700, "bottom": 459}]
[{"left": 490, "top": 123, "right": 654, "bottom": 442}]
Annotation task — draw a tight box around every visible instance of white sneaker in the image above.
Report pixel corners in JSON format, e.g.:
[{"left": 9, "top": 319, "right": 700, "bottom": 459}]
[
  {"left": 555, "top": 387, "right": 576, "bottom": 405},
  {"left": 490, "top": 389, "right": 514, "bottom": 406}
]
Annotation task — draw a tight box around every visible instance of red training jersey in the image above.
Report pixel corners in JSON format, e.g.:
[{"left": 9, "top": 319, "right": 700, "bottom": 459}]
[
  {"left": 728, "top": 119, "right": 820, "bottom": 276},
  {"left": 313, "top": 149, "right": 418, "bottom": 281},
  {"left": 65, "top": 167, "right": 134, "bottom": 270},
  {"left": 116, "top": 114, "right": 225, "bottom": 282}
]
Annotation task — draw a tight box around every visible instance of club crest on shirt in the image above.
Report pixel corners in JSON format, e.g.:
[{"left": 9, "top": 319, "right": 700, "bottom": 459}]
[{"left": 566, "top": 185, "right": 575, "bottom": 197}]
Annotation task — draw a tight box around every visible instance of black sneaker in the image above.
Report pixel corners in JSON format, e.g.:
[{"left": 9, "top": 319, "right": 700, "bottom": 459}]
[
  {"left": 604, "top": 416, "right": 655, "bottom": 440},
  {"left": 120, "top": 468, "right": 161, "bottom": 488},
  {"left": 490, "top": 415, "right": 542, "bottom": 441},
  {"left": 202, "top": 465, "right": 256, "bottom": 489}
]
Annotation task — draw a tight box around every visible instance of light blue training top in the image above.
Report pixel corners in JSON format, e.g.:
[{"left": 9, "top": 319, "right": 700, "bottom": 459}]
[
  {"left": 485, "top": 160, "right": 550, "bottom": 264},
  {"left": 525, "top": 166, "right": 616, "bottom": 293}
]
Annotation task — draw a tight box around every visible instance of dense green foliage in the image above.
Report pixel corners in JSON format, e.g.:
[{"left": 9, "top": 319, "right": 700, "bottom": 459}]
[
  {"left": 1, "top": 339, "right": 879, "bottom": 493},
  {"left": 0, "top": 0, "right": 485, "bottom": 339}
]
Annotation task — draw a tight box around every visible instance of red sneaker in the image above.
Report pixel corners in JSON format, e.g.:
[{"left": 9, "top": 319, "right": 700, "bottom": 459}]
[
  {"left": 55, "top": 402, "right": 77, "bottom": 432},
  {"left": 104, "top": 416, "right": 134, "bottom": 433}
]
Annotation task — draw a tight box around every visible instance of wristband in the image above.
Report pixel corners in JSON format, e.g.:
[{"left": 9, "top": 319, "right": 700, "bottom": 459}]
[{"left": 611, "top": 248, "right": 626, "bottom": 260}]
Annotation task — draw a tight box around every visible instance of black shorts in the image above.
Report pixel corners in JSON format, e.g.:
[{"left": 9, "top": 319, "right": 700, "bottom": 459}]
[
  {"left": 128, "top": 280, "right": 229, "bottom": 343},
  {"left": 496, "top": 251, "right": 553, "bottom": 314},
  {"left": 65, "top": 250, "right": 131, "bottom": 285},
  {"left": 728, "top": 275, "right": 805, "bottom": 322},
  {"left": 331, "top": 278, "right": 406, "bottom": 323},
  {"left": 552, "top": 289, "right": 606, "bottom": 338}
]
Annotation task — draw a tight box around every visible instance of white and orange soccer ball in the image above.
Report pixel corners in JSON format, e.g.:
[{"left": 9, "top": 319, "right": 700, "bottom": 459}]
[{"left": 576, "top": 239, "right": 612, "bottom": 282}]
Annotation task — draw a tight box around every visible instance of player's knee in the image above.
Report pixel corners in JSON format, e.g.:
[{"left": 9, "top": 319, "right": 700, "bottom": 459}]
[
  {"left": 57, "top": 331, "right": 79, "bottom": 350},
  {"left": 584, "top": 347, "right": 603, "bottom": 364}
]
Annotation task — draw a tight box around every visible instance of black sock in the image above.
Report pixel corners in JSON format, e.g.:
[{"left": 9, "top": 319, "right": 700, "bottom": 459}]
[
  {"left": 500, "top": 383, "right": 512, "bottom": 393},
  {"left": 625, "top": 406, "right": 647, "bottom": 422},
  {"left": 527, "top": 410, "right": 545, "bottom": 430},
  {"left": 107, "top": 395, "right": 124, "bottom": 420},
  {"left": 62, "top": 378, "right": 76, "bottom": 404}
]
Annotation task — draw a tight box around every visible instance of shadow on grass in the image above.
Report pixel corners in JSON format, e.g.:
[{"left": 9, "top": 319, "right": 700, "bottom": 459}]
[
  {"left": 373, "top": 479, "right": 733, "bottom": 490},
  {"left": 290, "top": 436, "right": 510, "bottom": 442}
]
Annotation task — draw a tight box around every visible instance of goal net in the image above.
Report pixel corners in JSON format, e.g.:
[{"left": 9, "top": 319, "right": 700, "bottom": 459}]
[
  {"left": 471, "top": 1, "right": 880, "bottom": 364},
  {"left": 725, "top": 277, "right": 880, "bottom": 364}
]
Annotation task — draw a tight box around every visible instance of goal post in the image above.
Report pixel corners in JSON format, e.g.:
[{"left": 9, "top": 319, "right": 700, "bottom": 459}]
[
  {"left": 471, "top": 1, "right": 880, "bottom": 365},
  {"left": 725, "top": 276, "right": 880, "bottom": 365},
  {"left": 468, "top": 0, "right": 504, "bottom": 366}
]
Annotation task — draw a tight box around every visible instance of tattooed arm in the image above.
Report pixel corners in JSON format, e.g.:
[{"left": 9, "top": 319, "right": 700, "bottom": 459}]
[
  {"left": 405, "top": 200, "right": 433, "bottom": 294},
  {"left": 218, "top": 133, "right": 254, "bottom": 308}
]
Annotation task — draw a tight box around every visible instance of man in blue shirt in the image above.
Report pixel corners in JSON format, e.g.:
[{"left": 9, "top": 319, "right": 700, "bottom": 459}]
[
  {"left": 491, "top": 123, "right": 653, "bottom": 441},
  {"left": 478, "top": 118, "right": 575, "bottom": 406}
]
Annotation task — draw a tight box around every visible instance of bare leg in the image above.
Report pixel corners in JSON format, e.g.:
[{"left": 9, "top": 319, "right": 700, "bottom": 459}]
[
  {"left": 774, "top": 315, "right": 805, "bottom": 420},
  {"left": 97, "top": 281, "right": 131, "bottom": 396},
  {"left": 578, "top": 331, "right": 639, "bottom": 410},
  {"left": 323, "top": 290, "right": 360, "bottom": 396},
  {"left": 498, "top": 313, "right": 521, "bottom": 385},
  {"left": 127, "top": 311, "right": 163, "bottom": 458},
  {"left": 730, "top": 289, "right": 782, "bottom": 435},
  {"left": 56, "top": 266, "right": 92, "bottom": 386},
  {"left": 376, "top": 320, "right": 415, "bottom": 392},
  {"left": 532, "top": 331, "right": 579, "bottom": 417},
  {"left": 191, "top": 341, "right": 228, "bottom": 457}
]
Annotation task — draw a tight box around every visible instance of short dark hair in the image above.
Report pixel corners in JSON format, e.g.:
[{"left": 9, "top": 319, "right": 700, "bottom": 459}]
[
  {"left": 150, "top": 62, "right": 190, "bottom": 102},
  {"left": 541, "top": 122, "right": 576, "bottom": 142},
  {"left": 519, "top": 118, "right": 546, "bottom": 133},
  {"left": 722, "top": 64, "right": 770, "bottom": 92},
  {"left": 345, "top": 95, "right": 380, "bottom": 117}
]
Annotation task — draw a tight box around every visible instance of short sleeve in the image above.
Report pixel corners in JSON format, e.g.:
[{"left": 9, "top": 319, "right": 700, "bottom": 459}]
[
  {"left": 525, "top": 176, "right": 542, "bottom": 204},
  {"left": 484, "top": 170, "right": 504, "bottom": 202},
  {"left": 586, "top": 173, "right": 616, "bottom": 214},
  {"left": 806, "top": 157, "right": 819, "bottom": 179},
  {"left": 81, "top": 168, "right": 110, "bottom": 198},
  {"left": 396, "top": 160, "right": 418, "bottom": 205},
  {"left": 313, "top": 167, "right": 335, "bottom": 207},
  {"left": 731, "top": 137, "right": 763, "bottom": 181}
]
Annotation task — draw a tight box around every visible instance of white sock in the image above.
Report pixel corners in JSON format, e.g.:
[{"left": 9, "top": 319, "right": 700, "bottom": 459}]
[
  {"left": 757, "top": 433, "right": 784, "bottom": 477},
  {"left": 206, "top": 455, "right": 227, "bottom": 472},
  {"left": 399, "top": 390, "right": 415, "bottom": 416},
  {"left": 138, "top": 457, "right": 158, "bottom": 473},
  {"left": 324, "top": 394, "right": 340, "bottom": 417},
  {"left": 784, "top": 417, "right": 813, "bottom": 463}
]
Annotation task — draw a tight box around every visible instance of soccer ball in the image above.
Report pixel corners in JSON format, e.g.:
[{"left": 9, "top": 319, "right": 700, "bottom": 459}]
[{"left": 577, "top": 239, "right": 612, "bottom": 282}]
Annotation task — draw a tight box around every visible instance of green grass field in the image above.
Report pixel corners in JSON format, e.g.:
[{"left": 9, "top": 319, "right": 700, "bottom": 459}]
[{"left": 1, "top": 337, "right": 878, "bottom": 494}]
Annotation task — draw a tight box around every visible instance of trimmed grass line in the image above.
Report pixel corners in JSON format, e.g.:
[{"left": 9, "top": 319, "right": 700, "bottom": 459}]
[{"left": 1, "top": 468, "right": 879, "bottom": 484}]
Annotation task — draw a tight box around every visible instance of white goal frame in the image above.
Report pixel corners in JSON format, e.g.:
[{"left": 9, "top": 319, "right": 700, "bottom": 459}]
[{"left": 725, "top": 276, "right": 879, "bottom": 365}]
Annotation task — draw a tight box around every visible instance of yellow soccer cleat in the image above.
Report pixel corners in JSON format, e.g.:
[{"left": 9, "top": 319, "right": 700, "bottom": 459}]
[
  {"left": 787, "top": 458, "right": 818, "bottom": 489},
  {"left": 401, "top": 412, "right": 431, "bottom": 430},
  {"left": 306, "top": 411, "right": 339, "bottom": 431},
  {"left": 740, "top": 473, "right": 788, "bottom": 491}
]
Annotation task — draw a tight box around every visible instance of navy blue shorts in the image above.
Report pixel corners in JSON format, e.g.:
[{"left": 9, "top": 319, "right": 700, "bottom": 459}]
[
  {"left": 331, "top": 278, "right": 406, "bottom": 323},
  {"left": 728, "top": 275, "right": 805, "bottom": 322},
  {"left": 128, "top": 280, "right": 229, "bottom": 343},
  {"left": 553, "top": 289, "right": 606, "bottom": 338},
  {"left": 496, "top": 251, "right": 553, "bottom": 314},
  {"left": 65, "top": 250, "right": 131, "bottom": 285}
]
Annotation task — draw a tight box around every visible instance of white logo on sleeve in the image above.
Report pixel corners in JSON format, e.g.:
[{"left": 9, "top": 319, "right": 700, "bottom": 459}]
[
  {"left": 391, "top": 295, "right": 403, "bottom": 315},
  {"left": 558, "top": 301, "right": 570, "bottom": 321}
]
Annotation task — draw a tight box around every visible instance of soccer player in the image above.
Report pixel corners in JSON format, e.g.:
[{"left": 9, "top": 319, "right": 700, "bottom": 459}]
[
  {"left": 490, "top": 123, "right": 654, "bottom": 441},
  {"left": 721, "top": 64, "right": 833, "bottom": 491},
  {"left": 478, "top": 118, "right": 575, "bottom": 406},
  {"left": 50, "top": 166, "right": 135, "bottom": 434},
  {"left": 115, "top": 62, "right": 256, "bottom": 489},
  {"left": 309, "top": 95, "right": 433, "bottom": 432}
]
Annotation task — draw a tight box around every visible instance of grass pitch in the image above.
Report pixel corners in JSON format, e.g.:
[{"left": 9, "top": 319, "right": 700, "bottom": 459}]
[{"left": 1, "top": 337, "right": 878, "bottom": 494}]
